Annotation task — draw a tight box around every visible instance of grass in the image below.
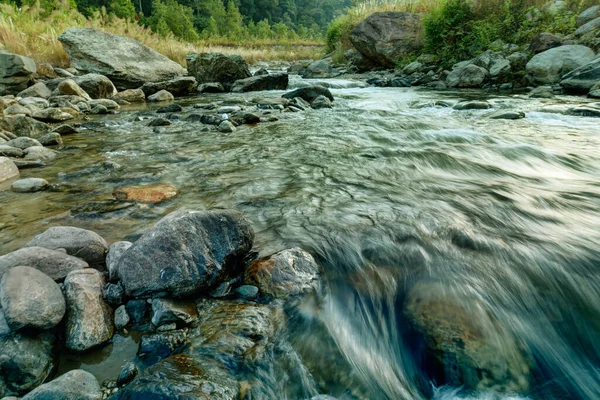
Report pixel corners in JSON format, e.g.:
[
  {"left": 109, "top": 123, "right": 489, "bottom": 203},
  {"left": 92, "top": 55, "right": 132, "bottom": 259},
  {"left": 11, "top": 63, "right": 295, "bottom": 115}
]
[{"left": 0, "top": 3, "right": 324, "bottom": 68}]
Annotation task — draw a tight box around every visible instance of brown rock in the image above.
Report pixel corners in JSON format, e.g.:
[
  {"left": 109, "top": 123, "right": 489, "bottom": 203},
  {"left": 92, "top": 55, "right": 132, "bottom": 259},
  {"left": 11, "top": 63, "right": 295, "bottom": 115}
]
[{"left": 113, "top": 183, "right": 177, "bottom": 204}]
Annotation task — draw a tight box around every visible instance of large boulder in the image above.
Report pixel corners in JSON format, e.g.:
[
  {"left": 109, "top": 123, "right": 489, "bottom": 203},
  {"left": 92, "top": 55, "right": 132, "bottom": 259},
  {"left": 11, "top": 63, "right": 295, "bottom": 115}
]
[
  {"left": 578, "top": 5, "right": 600, "bottom": 27},
  {"left": 0, "top": 332, "right": 56, "bottom": 398},
  {"left": 0, "top": 246, "right": 88, "bottom": 281},
  {"left": 282, "top": 85, "right": 334, "bottom": 103},
  {"left": 575, "top": 16, "right": 600, "bottom": 37},
  {"left": 22, "top": 369, "right": 102, "bottom": 400},
  {"left": 350, "top": 12, "right": 424, "bottom": 67},
  {"left": 0, "top": 52, "right": 36, "bottom": 95},
  {"left": 446, "top": 63, "right": 488, "bottom": 88},
  {"left": 17, "top": 82, "right": 52, "bottom": 99},
  {"left": 139, "top": 76, "right": 198, "bottom": 97},
  {"left": 231, "top": 73, "right": 289, "bottom": 92},
  {"left": 0, "top": 266, "right": 66, "bottom": 331},
  {"left": 526, "top": 45, "right": 596, "bottom": 84},
  {"left": 118, "top": 209, "right": 254, "bottom": 298},
  {"left": 529, "top": 32, "right": 563, "bottom": 54},
  {"left": 0, "top": 156, "right": 18, "bottom": 183},
  {"left": 64, "top": 269, "right": 114, "bottom": 351},
  {"left": 58, "top": 28, "right": 187, "bottom": 89},
  {"left": 73, "top": 73, "right": 117, "bottom": 99},
  {"left": 25, "top": 226, "right": 108, "bottom": 264},
  {"left": 404, "top": 281, "right": 531, "bottom": 393},
  {"left": 301, "top": 59, "right": 332, "bottom": 78},
  {"left": 560, "top": 57, "right": 600, "bottom": 93},
  {"left": 186, "top": 53, "right": 251, "bottom": 86}
]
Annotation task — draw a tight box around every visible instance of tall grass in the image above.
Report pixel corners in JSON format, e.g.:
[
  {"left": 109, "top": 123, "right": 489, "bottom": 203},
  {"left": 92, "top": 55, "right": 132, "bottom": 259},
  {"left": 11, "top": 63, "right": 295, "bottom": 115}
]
[{"left": 0, "top": 3, "right": 324, "bottom": 67}]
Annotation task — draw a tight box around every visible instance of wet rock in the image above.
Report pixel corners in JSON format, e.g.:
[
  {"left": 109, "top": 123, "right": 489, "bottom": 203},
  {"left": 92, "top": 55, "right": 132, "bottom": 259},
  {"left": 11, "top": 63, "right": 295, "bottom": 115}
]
[
  {"left": 118, "top": 209, "right": 254, "bottom": 298},
  {"left": 231, "top": 72, "right": 289, "bottom": 92},
  {"left": 235, "top": 285, "right": 258, "bottom": 299},
  {"left": 126, "top": 300, "right": 147, "bottom": 324},
  {"left": 218, "top": 120, "right": 236, "bottom": 133},
  {"left": 56, "top": 79, "right": 92, "bottom": 100},
  {"left": 350, "top": 12, "right": 424, "bottom": 67},
  {"left": 0, "top": 145, "right": 23, "bottom": 158},
  {"left": 529, "top": 32, "right": 563, "bottom": 54},
  {"left": 106, "top": 241, "right": 132, "bottom": 281},
  {"left": 452, "top": 101, "right": 492, "bottom": 110},
  {"left": 0, "top": 157, "right": 19, "bottom": 183},
  {"left": 0, "top": 266, "right": 65, "bottom": 331},
  {"left": 64, "top": 269, "right": 114, "bottom": 351},
  {"left": 578, "top": 5, "right": 600, "bottom": 27},
  {"left": 230, "top": 111, "right": 260, "bottom": 125},
  {"left": 38, "top": 132, "right": 63, "bottom": 146},
  {"left": 21, "top": 369, "right": 102, "bottom": 400},
  {"left": 404, "top": 281, "right": 531, "bottom": 393},
  {"left": 116, "top": 362, "right": 138, "bottom": 386},
  {"left": 301, "top": 59, "right": 332, "bottom": 78},
  {"left": 103, "top": 282, "right": 124, "bottom": 306},
  {"left": 4, "top": 104, "right": 32, "bottom": 116},
  {"left": 245, "top": 248, "right": 324, "bottom": 302},
  {"left": 0, "top": 52, "right": 36, "bottom": 95},
  {"left": 113, "top": 89, "right": 145, "bottom": 103},
  {"left": 113, "top": 183, "right": 177, "bottom": 204},
  {"left": 254, "top": 67, "right": 269, "bottom": 76},
  {"left": 560, "top": 57, "right": 600, "bottom": 93},
  {"left": 5, "top": 137, "right": 41, "bottom": 149},
  {"left": 0, "top": 115, "right": 49, "bottom": 139},
  {"left": 139, "top": 76, "right": 198, "bottom": 97},
  {"left": 138, "top": 330, "right": 187, "bottom": 362},
  {"left": 90, "top": 104, "right": 108, "bottom": 115},
  {"left": 58, "top": 28, "right": 186, "bottom": 89},
  {"left": 187, "top": 53, "right": 251, "bottom": 85},
  {"left": 114, "top": 354, "right": 237, "bottom": 399},
  {"left": 589, "top": 82, "right": 600, "bottom": 98},
  {"left": 151, "top": 298, "right": 198, "bottom": 327},
  {"left": 147, "top": 89, "right": 173, "bottom": 102},
  {"left": 114, "top": 305, "right": 129, "bottom": 330},
  {"left": 526, "top": 45, "right": 595, "bottom": 85},
  {"left": 53, "top": 124, "right": 78, "bottom": 135},
  {"left": 156, "top": 103, "right": 182, "bottom": 113},
  {"left": 446, "top": 63, "right": 488, "bottom": 88},
  {"left": 567, "top": 106, "right": 600, "bottom": 118},
  {"left": 529, "top": 86, "right": 555, "bottom": 98},
  {"left": 147, "top": 117, "right": 171, "bottom": 127},
  {"left": 197, "top": 82, "right": 225, "bottom": 93},
  {"left": 11, "top": 177, "right": 49, "bottom": 192},
  {"left": 311, "top": 95, "right": 333, "bottom": 109},
  {"left": 0, "top": 332, "right": 56, "bottom": 398},
  {"left": 488, "top": 110, "right": 525, "bottom": 120},
  {"left": 0, "top": 246, "right": 88, "bottom": 281},
  {"left": 73, "top": 73, "right": 117, "bottom": 99},
  {"left": 283, "top": 85, "right": 334, "bottom": 103},
  {"left": 26, "top": 226, "right": 108, "bottom": 264}
]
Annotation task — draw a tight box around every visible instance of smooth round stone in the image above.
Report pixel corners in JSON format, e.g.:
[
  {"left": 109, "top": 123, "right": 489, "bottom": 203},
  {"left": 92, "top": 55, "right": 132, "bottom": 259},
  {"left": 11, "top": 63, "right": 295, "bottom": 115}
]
[
  {"left": 11, "top": 177, "right": 49, "bottom": 193},
  {"left": 235, "top": 285, "right": 259, "bottom": 299},
  {"left": 113, "top": 183, "right": 177, "bottom": 204}
]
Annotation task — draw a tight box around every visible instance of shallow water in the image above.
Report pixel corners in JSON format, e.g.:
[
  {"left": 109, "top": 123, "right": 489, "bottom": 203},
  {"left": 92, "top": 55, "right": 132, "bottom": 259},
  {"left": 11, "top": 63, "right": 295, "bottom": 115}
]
[{"left": 2, "top": 85, "right": 600, "bottom": 399}]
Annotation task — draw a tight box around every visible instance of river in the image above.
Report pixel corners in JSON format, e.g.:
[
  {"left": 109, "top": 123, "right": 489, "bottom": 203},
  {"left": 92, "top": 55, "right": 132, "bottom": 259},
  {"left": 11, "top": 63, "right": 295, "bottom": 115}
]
[{"left": 1, "top": 81, "right": 600, "bottom": 399}]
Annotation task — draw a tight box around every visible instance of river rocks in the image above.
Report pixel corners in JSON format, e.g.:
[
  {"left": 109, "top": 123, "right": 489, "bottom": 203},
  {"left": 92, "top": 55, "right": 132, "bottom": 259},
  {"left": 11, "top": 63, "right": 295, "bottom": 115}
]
[
  {"left": 560, "top": 57, "right": 600, "bottom": 93},
  {"left": 245, "top": 248, "right": 324, "bottom": 302},
  {"left": 0, "top": 52, "right": 36, "bottom": 95},
  {"left": 446, "top": 63, "right": 488, "bottom": 88},
  {"left": 148, "top": 117, "right": 171, "bottom": 126},
  {"left": 113, "top": 183, "right": 177, "bottom": 204},
  {"left": 126, "top": 299, "right": 147, "bottom": 324},
  {"left": 57, "top": 79, "right": 92, "bottom": 100},
  {"left": 58, "top": 28, "right": 186, "bottom": 89},
  {"left": 106, "top": 241, "right": 132, "bottom": 281},
  {"left": 17, "top": 82, "right": 51, "bottom": 99},
  {"left": 0, "top": 115, "right": 49, "bottom": 139},
  {"left": 0, "top": 332, "right": 56, "bottom": 398},
  {"left": 117, "top": 362, "right": 138, "bottom": 386},
  {"left": 589, "top": 82, "right": 600, "bottom": 98},
  {"left": 113, "top": 89, "right": 145, "bottom": 103},
  {"left": 115, "top": 354, "right": 238, "bottom": 399},
  {"left": 21, "top": 369, "right": 102, "bottom": 400},
  {"left": 114, "top": 305, "right": 129, "bottom": 330},
  {"left": 118, "top": 209, "right": 254, "bottom": 298},
  {"left": 404, "top": 281, "right": 531, "bottom": 393},
  {"left": 73, "top": 73, "right": 117, "bottom": 99},
  {"left": 103, "top": 282, "right": 124, "bottom": 306},
  {"left": 32, "top": 107, "right": 78, "bottom": 122},
  {"left": 0, "top": 247, "right": 88, "bottom": 281},
  {"left": 453, "top": 100, "right": 491, "bottom": 110},
  {"left": 0, "top": 157, "right": 18, "bottom": 183},
  {"left": 311, "top": 95, "right": 333, "bottom": 109},
  {"left": 529, "top": 32, "right": 563, "bottom": 54},
  {"left": 186, "top": 53, "right": 251, "bottom": 85},
  {"left": 350, "top": 12, "right": 423, "bottom": 67},
  {"left": 283, "top": 85, "right": 334, "bottom": 103},
  {"left": 198, "top": 82, "right": 225, "bottom": 93},
  {"left": 89, "top": 98, "right": 119, "bottom": 110},
  {"left": 147, "top": 89, "right": 174, "bottom": 102},
  {"left": 25, "top": 226, "right": 108, "bottom": 264},
  {"left": 151, "top": 298, "right": 198, "bottom": 327},
  {"left": 38, "top": 132, "right": 63, "bottom": 146},
  {"left": 575, "top": 16, "right": 600, "bottom": 37},
  {"left": 24, "top": 146, "right": 57, "bottom": 162},
  {"left": 231, "top": 72, "right": 289, "bottom": 92},
  {"left": 139, "top": 76, "right": 198, "bottom": 97},
  {"left": 6, "top": 137, "right": 42, "bottom": 149},
  {"left": 525, "top": 45, "right": 595, "bottom": 85},
  {"left": 64, "top": 269, "right": 114, "bottom": 351},
  {"left": 578, "top": 5, "right": 600, "bottom": 27},
  {"left": 4, "top": 103, "right": 33, "bottom": 116},
  {"left": 139, "top": 329, "right": 187, "bottom": 362},
  {"left": 156, "top": 103, "right": 182, "bottom": 113},
  {"left": 0, "top": 266, "right": 65, "bottom": 331},
  {"left": 472, "top": 50, "right": 510, "bottom": 79},
  {"left": 11, "top": 178, "right": 49, "bottom": 192},
  {"left": 218, "top": 120, "right": 236, "bottom": 133},
  {"left": 529, "top": 86, "right": 555, "bottom": 98},
  {"left": 0, "top": 145, "right": 23, "bottom": 157},
  {"left": 301, "top": 59, "right": 332, "bottom": 78},
  {"left": 53, "top": 124, "right": 78, "bottom": 135}
]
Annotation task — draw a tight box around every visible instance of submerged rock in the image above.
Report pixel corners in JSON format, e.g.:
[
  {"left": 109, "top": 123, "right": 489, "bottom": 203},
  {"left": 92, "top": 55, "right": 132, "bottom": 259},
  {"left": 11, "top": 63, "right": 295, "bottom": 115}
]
[
  {"left": 0, "top": 266, "right": 65, "bottom": 331},
  {"left": 21, "top": 369, "right": 102, "bottom": 400},
  {"left": 64, "top": 269, "right": 114, "bottom": 351},
  {"left": 11, "top": 177, "right": 49, "bottom": 193},
  {"left": 113, "top": 183, "right": 177, "bottom": 204},
  {"left": 0, "top": 246, "right": 88, "bottom": 281},
  {"left": 25, "top": 226, "right": 108, "bottom": 264},
  {"left": 118, "top": 209, "right": 254, "bottom": 298}
]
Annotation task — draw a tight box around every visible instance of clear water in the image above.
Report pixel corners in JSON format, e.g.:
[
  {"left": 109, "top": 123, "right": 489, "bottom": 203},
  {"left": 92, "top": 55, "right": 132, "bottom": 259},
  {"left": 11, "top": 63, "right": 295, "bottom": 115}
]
[{"left": 1, "top": 85, "right": 600, "bottom": 399}]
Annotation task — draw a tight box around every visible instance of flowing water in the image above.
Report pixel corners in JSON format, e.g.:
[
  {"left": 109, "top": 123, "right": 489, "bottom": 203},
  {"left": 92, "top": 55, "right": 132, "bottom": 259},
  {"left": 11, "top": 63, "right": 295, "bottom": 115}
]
[{"left": 1, "top": 82, "right": 600, "bottom": 399}]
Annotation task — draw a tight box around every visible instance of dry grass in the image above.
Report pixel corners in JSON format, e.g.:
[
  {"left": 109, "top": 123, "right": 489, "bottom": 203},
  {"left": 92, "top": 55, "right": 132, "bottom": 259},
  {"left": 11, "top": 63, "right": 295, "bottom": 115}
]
[{"left": 0, "top": 3, "right": 324, "bottom": 67}]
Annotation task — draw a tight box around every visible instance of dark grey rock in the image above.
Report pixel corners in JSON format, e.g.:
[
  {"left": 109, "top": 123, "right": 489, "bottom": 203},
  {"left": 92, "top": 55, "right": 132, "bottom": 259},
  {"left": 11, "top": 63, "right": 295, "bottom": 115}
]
[
  {"left": 311, "top": 95, "right": 333, "bottom": 109},
  {"left": 155, "top": 104, "right": 182, "bottom": 113},
  {"left": 38, "top": 132, "right": 63, "bottom": 146},
  {"left": 529, "top": 32, "right": 563, "bottom": 54},
  {"left": 116, "top": 362, "right": 138, "bottom": 386},
  {"left": 197, "top": 82, "right": 225, "bottom": 93},
  {"left": 147, "top": 117, "right": 171, "bottom": 127},
  {"left": 151, "top": 298, "right": 198, "bottom": 327},
  {"left": 103, "top": 282, "right": 124, "bottom": 306},
  {"left": 453, "top": 101, "right": 492, "bottom": 110},
  {"left": 0, "top": 52, "right": 36, "bottom": 95},
  {"left": 0, "top": 247, "right": 88, "bottom": 281},
  {"left": 283, "top": 86, "right": 334, "bottom": 103},
  {"left": 25, "top": 226, "right": 108, "bottom": 264},
  {"left": 186, "top": 53, "right": 251, "bottom": 85},
  {"left": 139, "top": 76, "right": 197, "bottom": 97},
  {"left": 231, "top": 73, "right": 288, "bottom": 92},
  {"left": 138, "top": 330, "right": 187, "bottom": 362},
  {"left": 73, "top": 73, "right": 117, "bottom": 99},
  {"left": 125, "top": 299, "right": 147, "bottom": 324}
]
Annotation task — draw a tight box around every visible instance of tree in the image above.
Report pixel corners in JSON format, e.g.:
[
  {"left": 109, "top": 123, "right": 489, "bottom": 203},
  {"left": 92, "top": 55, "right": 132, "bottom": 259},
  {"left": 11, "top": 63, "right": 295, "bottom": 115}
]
[
  {"left": 224, "top": 1, "right": 243, "bottom": 39},
  {"left": 146, "top": 0, "right": 198, "bottom": 41},
  {"left": 108, "top": 0, "right": 135, "bottom": 19}
]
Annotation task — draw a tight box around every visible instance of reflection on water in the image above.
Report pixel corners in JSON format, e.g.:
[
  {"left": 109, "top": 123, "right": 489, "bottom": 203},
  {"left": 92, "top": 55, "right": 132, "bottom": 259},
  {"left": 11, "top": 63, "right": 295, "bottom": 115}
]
[{"left": 1, "top": 87, "right": 600, "bottom": 399}]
